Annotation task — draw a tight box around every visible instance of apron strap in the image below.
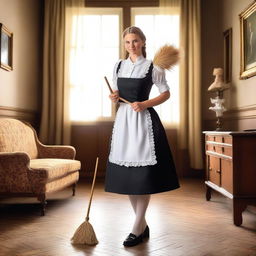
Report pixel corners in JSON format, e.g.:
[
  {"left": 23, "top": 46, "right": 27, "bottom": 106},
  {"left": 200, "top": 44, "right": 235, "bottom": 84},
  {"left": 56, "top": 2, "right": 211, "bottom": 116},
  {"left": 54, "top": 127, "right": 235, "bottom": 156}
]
[{"left": 116, "top": 60, "right": 122, "bottom": 74}]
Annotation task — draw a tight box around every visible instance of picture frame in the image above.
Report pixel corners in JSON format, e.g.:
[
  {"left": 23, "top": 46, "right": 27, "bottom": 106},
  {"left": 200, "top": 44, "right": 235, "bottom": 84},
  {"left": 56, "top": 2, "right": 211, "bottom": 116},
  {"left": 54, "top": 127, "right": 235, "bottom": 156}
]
[
  {"left": 239, "top": 1, "right": 256, "bottom": 79},
  {"left": 223, "top": 28, "right": 232, "bottom": 83},
  {"left": 0, "top": 23, "right": 13, "bottom": 71}
]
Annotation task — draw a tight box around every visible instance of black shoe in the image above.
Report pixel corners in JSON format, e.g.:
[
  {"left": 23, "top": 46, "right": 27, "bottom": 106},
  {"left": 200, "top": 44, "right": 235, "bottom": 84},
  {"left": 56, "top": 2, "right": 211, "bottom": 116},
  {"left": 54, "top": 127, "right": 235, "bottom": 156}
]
[
  {"left": 142, "top": 225, "right": 150, "bottom": 239},
  {"left": 123, "top": 233, "right": 143, "bottom": 247}
]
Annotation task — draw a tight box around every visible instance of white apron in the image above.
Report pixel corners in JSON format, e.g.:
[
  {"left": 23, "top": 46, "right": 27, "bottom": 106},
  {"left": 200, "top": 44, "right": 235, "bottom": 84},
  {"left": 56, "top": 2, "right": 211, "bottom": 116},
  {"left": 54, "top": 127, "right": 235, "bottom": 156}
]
[{"left": 109, "top": 103, "right": 157, "bottom": 167}]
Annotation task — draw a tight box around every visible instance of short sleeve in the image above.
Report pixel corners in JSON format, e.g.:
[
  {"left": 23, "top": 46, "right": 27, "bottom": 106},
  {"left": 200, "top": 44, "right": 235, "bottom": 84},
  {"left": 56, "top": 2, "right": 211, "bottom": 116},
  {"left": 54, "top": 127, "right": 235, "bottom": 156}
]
[
  {"left": 152, "top": 65, "right": 170, "bottom": 93},
  {"left": 112, "top": 60, "right": 121, "bottom": 91}
]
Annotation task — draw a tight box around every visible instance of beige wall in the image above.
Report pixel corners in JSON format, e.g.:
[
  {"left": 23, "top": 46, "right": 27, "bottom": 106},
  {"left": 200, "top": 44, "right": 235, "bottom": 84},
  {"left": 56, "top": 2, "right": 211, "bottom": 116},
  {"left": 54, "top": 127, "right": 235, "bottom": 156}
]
[
  {"left": 202, "top": 0, "right": 256, "bottom": 131},
  {"left": 201, "top": 0, "right": 223, "bottom": 121},
  {"left": 222, "top": 0, "right": 256, "bottom": 108},
  {"left": 0, "top": 0, "right": 43, "bottom": 112}
]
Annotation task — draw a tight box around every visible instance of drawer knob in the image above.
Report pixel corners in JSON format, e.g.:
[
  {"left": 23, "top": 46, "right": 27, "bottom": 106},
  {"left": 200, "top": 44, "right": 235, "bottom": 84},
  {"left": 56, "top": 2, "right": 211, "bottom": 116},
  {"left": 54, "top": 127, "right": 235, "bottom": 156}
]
[{"left": 216, "top": 170, "right": 221, "bottom": 174}]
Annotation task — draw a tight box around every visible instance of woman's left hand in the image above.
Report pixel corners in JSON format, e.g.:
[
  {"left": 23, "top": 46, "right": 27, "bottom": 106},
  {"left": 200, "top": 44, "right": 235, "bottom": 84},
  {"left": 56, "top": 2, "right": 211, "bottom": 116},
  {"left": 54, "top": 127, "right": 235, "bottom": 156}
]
[{"left": 131, "top": 101, "right": 147, "bottom": 112}]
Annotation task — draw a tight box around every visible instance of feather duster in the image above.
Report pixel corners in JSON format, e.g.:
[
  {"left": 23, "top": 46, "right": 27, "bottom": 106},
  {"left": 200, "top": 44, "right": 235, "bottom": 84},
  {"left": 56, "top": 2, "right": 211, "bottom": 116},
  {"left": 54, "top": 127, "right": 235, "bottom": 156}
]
[{"left": 153, "top": 44, "right": 179, "bottom": 70}]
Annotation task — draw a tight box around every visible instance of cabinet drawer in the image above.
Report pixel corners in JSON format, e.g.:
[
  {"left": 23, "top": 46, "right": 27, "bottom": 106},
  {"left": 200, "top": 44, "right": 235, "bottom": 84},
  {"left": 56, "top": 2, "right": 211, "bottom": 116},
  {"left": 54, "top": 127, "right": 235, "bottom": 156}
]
[
  {"left": 206, "top": 135, "right": 232, "bottom": 145},
  {"left": 216, "top": 146, "right": 232, "bottom": 157},
  {"left": 207, "top": 155, "right": 221, "bottom": 186},
  {"left": 206, "top": 144, "right": 217, "bottom": 152},
  {"left": 206, "top": 144, "right": 232, "bottom": 157},
  {"left": 222, "top": 136, "right": 232, "bottom": 144},
  {"left": 206, "top": 135, "right": 217, "bottom": 142},
  {"left": 221, "top": 159, "right": 233, "bottom": 193},
  {"left": 215, "top": 135, "right": 232, "bottom": 144}
]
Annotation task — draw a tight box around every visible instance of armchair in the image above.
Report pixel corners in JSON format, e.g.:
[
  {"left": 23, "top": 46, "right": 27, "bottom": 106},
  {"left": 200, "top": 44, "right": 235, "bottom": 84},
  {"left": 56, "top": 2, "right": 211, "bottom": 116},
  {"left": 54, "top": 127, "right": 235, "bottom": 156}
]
[{"left": 0, "top": 118, "right": 80, "bottom": 215}]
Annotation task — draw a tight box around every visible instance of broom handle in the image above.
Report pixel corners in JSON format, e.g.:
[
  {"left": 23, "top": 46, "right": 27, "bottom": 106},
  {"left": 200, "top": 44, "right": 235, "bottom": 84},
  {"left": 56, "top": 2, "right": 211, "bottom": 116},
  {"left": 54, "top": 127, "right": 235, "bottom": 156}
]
[
  {"left": 104, "top": 76, "right": 131, "bottom": 104},
  {"left": 85, "top": 157, "right": 99, "bottom": 221}
]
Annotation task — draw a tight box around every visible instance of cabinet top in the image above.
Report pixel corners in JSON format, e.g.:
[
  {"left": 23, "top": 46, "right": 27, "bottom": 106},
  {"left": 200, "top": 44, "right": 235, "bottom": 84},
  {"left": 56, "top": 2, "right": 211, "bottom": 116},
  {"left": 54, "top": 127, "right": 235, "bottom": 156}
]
[{"left": 203, "top": 131, "right": 256, "bottom": 136}]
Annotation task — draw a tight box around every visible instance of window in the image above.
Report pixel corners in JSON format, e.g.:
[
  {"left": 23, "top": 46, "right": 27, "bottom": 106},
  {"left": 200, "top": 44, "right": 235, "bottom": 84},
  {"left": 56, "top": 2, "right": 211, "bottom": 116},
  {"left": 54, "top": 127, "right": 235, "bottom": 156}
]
[
  {"left": 68, "top": 6, "right": 180, "bottom": 125},
  {"left": 69, "top": 8, "right": 122, "bottom": 122},
  {"left": 132, "top": 7, "right": 180, "bottom": 125}
]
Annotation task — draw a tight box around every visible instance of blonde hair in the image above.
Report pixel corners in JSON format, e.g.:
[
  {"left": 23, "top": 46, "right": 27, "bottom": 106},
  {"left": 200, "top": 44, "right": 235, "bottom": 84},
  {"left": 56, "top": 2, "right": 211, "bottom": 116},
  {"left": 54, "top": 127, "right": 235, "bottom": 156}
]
[{"left": 122, "top": 26, "right": 147, "bottom": 58}]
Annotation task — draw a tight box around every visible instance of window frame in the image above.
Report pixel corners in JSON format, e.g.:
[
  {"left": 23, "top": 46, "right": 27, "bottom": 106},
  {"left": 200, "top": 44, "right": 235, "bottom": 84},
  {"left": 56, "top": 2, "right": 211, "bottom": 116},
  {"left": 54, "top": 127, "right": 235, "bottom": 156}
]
[
  {"left": 70, "top": 1, "right": 161, "bottom": 125},
  {"left": 131, "top": 6, "right": 180, "bottom": 127}
]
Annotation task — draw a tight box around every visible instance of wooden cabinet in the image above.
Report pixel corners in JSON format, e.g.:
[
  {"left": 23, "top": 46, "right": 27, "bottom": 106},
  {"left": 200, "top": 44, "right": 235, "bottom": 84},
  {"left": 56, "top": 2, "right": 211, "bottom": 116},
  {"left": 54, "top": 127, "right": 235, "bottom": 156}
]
[{"left": 203, "top": 131, "right": 256, "bottom": 226}]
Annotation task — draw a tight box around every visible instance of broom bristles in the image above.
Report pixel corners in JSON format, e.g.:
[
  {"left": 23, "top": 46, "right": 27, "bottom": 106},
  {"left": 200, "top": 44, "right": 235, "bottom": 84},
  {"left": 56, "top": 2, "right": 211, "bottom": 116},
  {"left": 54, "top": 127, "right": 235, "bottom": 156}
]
[
  {"left": 153, "top": 44, "right": 179, "bottom": 70},
  {"left": 71, "top": 220, "right": 98, "bottom": 245}
]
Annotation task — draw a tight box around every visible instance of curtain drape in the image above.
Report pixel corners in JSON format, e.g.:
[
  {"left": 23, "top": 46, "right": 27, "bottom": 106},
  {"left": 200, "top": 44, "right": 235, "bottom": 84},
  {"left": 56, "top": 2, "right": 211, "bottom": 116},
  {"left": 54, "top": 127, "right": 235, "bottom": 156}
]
[
  {"left": 39, "top": 0, "right": 84, "bottom": 145},
  {"left": 160, "top": 0, "right": 203, "bottom": 170},
  {"left": 179, "top": 0, "right": 203, "bottom": 170}
]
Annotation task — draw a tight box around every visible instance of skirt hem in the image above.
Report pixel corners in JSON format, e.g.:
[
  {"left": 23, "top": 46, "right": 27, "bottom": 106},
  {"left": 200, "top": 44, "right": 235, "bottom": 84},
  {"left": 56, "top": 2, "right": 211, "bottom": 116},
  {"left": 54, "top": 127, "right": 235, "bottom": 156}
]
[{"left": 104, "top": 185, "right": 180, "bottom": 195}]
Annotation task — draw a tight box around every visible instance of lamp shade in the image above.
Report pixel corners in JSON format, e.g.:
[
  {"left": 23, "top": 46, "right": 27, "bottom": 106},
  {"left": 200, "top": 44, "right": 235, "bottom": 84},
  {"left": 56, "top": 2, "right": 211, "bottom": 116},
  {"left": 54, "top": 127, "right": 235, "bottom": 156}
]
[{"left": 208, "top": 68, "right": 230, "bottom": 92}]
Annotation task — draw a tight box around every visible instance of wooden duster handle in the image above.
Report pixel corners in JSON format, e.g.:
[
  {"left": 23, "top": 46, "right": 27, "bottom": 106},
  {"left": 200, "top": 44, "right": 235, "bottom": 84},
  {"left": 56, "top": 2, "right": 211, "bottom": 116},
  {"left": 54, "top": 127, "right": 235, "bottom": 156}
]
[
  {"left": 104, "top": 76, "right": 114, "bottom": 94},
  {"left": 85, "top": 157, "right": 99, "bottom": 221},
  {"left": 104, "top": 76, "right": 131, "bottom": 104}
]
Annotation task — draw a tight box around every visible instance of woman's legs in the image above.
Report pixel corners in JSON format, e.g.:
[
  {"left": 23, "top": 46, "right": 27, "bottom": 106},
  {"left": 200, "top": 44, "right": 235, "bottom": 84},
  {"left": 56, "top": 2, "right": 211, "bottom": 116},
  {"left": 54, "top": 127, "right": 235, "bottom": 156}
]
[
  {"left": 128, "top": 195, "right": 151, "bottom": 236},
  {"left": 128, "top": 195, "right": 137, "bottom": 214}
]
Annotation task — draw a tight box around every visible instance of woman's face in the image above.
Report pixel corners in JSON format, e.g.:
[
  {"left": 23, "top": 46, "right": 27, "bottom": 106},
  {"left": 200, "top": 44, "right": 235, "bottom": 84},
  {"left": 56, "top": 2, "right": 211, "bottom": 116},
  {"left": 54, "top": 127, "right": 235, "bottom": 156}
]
[{"left": 124, "top": 33, "right": 144, "bottom": 57}]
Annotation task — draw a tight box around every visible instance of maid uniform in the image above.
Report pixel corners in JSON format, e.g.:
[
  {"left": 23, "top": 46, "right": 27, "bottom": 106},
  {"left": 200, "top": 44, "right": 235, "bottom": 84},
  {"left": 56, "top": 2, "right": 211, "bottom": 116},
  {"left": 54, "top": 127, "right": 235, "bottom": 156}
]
[{"left": 105, "top": 55, "right": 180, "bottom": 195}]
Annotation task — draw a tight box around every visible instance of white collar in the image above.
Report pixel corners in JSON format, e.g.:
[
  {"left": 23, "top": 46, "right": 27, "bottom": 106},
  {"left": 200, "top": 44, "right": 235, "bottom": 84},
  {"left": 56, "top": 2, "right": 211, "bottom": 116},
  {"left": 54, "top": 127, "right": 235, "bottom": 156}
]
[{"left": 127, "top": 55, "right": 145, "bottom": 65}]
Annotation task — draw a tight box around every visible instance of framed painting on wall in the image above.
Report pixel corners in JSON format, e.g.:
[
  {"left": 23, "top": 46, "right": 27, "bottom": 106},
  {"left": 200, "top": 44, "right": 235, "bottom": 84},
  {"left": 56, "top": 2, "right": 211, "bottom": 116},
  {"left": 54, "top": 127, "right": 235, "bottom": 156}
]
[
  {"left": 0, "top": 23, "right": 13, "bottom": 71},
  {"left": 239, "top": 1, "right": 256, "bottom": 79}
]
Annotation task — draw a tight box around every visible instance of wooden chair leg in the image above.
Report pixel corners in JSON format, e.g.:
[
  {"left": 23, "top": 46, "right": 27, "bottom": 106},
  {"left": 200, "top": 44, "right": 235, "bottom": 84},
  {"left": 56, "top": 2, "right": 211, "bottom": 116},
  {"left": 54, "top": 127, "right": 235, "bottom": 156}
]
[
  {"left": 37, "top": 194, "right": 47, "bottom": 216},
  {"left": 206, "top": 185, "right": 212, "bottom": 201},
  {"left": 72, "top": 183, "right": 77, "bottom": 196}
]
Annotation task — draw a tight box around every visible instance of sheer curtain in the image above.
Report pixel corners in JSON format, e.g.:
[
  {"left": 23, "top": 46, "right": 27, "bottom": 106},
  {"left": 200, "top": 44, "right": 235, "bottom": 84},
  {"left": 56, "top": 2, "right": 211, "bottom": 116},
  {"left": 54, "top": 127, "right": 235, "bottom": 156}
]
[
  {"left": 68, "top": 8, "right": 122, "bottom": 122},
  {"left": 160, "top": 0, "right": 203, "bottom": 171}
]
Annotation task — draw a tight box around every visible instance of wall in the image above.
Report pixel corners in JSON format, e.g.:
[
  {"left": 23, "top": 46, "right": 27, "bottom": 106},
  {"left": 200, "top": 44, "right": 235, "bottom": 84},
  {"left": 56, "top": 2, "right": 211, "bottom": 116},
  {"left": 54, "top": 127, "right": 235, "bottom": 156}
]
[
  {"left": 0, "top": 0, "right": 43, "bottom": 126},
  {"left": 202, "top": 0, "right": 256, "bottom": 131},
  {"left": 201, "top": 0, "right": 256, "bottom": 215}
]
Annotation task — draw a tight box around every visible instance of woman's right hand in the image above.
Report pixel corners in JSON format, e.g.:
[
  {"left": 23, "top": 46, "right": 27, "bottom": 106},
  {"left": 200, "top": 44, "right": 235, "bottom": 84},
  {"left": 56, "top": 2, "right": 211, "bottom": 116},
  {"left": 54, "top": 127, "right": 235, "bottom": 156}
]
[{"left": 109, "top": 90, "right": 119, "bottom": 103}]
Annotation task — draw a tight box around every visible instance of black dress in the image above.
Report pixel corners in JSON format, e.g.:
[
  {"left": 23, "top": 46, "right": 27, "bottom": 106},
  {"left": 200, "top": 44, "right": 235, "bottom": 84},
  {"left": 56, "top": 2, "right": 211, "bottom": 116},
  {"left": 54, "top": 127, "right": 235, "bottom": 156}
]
[{"left": 105, "top": 61, "right": 180, "bottom": 195}]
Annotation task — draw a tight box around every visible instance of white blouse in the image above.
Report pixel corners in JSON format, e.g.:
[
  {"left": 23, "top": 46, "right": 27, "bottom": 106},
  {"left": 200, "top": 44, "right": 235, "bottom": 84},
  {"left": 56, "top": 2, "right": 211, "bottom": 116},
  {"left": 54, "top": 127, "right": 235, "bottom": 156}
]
[{"left": 112, "top": 55, "right": 170, "bottom": 93}]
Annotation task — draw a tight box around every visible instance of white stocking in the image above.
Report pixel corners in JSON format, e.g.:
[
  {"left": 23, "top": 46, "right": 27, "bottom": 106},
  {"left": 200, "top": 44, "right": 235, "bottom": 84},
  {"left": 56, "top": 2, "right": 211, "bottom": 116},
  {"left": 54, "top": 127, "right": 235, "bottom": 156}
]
[
  {"left": 128, "top": 195, "right": 137, "bottom": 214},
  {"left": 128, "top": 195, "right": 150, "bottom": 236}
]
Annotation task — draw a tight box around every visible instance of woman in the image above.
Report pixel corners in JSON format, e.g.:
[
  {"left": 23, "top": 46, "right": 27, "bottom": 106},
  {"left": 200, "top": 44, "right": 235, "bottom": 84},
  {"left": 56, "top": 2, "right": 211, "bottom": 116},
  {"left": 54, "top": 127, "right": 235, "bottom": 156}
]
[{"left": 105, "top": 26, "right": 180, "bottom": 247}]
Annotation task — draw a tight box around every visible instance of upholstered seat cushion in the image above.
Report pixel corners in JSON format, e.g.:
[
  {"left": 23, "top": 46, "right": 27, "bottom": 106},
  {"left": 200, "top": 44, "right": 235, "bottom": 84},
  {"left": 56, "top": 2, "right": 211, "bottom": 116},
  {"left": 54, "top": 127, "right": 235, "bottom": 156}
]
[{"left": 29, "top": 159, "right": 81, "bottom": 181}]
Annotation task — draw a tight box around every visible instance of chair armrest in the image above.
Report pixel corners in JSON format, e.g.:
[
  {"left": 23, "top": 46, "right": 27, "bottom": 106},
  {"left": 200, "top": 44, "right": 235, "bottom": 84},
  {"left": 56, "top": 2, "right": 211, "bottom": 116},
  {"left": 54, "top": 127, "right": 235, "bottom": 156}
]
[
  {"left": 0, "top": 152, "right": 32, "bottom": 193},
  {"left": 37, "top": 144, "right": 76, "bottom": 159},
  {"left": 0, "top": 151, "right": 30, "bottom": 165},
  {"left": 24, "top": 122, "right": 76, "bottom": 160}
]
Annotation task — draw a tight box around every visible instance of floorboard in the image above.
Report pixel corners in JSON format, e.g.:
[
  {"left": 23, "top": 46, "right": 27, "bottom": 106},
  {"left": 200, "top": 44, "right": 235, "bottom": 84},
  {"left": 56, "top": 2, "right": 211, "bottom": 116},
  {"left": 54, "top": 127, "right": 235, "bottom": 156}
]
[{"left": 0, "top": 178, "right": 256, "bottom": 256}]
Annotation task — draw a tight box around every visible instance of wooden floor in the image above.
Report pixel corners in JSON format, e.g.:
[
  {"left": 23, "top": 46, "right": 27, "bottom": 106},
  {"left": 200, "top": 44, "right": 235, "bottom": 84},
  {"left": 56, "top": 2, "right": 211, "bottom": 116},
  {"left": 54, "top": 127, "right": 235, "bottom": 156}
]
[{"left": 0, "top": 178, "right": 256, "bottom": 256}]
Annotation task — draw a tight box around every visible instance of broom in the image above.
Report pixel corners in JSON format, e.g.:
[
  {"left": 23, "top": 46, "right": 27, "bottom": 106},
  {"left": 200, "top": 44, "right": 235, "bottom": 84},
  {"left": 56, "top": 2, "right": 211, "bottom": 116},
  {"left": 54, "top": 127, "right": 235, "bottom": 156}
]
[
  {"left": 153, "top": 44, "right": 179, "bottom": 70},
  {"left": 71, "top": 157, "right": 99, "bottom": 245},
  {"left": 104, "top": 76, "right": 131, "bottom": 104}
]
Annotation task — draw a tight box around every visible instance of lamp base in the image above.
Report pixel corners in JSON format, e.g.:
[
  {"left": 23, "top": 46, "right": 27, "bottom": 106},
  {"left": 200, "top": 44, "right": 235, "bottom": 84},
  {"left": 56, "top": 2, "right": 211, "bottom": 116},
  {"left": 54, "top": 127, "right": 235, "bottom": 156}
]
[{"left": 216, "top": 117, "right": 222, "bottom": 131}]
